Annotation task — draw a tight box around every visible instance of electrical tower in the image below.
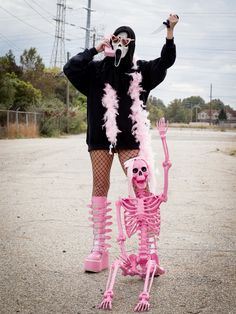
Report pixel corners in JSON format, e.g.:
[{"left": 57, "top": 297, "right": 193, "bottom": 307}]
[{"left": 50, "top": 0, "right": 66, "bottom": 69}]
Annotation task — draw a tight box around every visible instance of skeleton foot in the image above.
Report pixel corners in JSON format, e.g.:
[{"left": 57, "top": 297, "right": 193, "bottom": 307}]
[
  {"left": 99, "top": 290, "right": 113, "bottom": 310},
  {"left": 134, "top": 293, "right": 150, "bottom": 312}
]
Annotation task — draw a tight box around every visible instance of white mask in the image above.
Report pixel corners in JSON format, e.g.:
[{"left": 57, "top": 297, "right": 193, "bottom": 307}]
[{"left": 112, "top": 32, "right": 129, "bottom": 67}]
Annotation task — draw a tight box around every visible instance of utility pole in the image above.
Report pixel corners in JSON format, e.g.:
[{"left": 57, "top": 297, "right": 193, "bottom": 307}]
[
  {"left": 50, "top": 0, "right": 67, "bottom": 69},
  {"left": 209, "top": 83, "right": 212, "bottom": 125},
  {"left": 84, "top": 0, "right": 92, "bottom": 49},
  {"left": 92, "top": 32, "right": 96, "bottom": 47},
  {"left": 66, "top": 51, "right": 70, "bottom": 133}
]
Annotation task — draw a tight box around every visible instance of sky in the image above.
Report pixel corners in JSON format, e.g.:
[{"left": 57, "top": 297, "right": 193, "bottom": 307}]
[{"left": 0, "top": 0, "right": 236, "bottom": 109}]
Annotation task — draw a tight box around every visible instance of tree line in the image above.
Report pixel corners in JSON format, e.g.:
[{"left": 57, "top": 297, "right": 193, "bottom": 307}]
[
  {"left": 147, "top": 96, "right": 232, "bottom": 127},
  {"left": 0, "top": 48, "right": 233, "bottom": 136}
]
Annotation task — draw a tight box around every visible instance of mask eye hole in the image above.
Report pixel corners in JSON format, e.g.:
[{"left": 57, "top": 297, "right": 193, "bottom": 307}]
[
  {"left": 121, "top": 38, "right": 129, "bottom": 46},
  {"left": 133, "top": 168, "right": 138, "bottom": 174},
  {"left": 111, "top": 35, "right": 119, "bottom": 43},
  {"left": 141, "top": 167, "right": 147, "bottom": 172}
]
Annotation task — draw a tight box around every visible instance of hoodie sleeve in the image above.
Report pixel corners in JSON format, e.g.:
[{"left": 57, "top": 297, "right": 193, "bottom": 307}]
[
  {"left": 63, "top": 47, "right": 98, "bottom": 96},
  {"left": 140, "top": 38, "right": 176, "bottom": 91}
]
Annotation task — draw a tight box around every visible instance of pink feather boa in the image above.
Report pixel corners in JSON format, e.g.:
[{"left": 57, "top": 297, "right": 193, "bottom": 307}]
[
  {"left": 101, "top": 72, "right": 156, "bottom": 193},
  {"left": 128, "top": 72, "right": 156, "bottom": 192},
  {"left": 102, "top": 83, "right": 121, "bottom": 153}
]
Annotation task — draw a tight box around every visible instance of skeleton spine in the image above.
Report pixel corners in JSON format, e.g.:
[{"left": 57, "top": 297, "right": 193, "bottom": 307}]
[{"left": 138, "top": 222, "right": 149, "bottom": 262}]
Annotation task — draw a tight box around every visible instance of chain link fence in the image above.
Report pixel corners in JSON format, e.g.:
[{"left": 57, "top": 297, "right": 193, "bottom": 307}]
[{"left": 0, "top": 110, "right": 44, "bottom": 139}]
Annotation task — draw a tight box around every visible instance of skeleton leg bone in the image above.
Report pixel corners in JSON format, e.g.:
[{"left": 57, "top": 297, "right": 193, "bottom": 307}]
[
  {"left": 99, "top": 259, "right": 121, "bottom": 310},
  {"left": 134, "top": 259, "right": 157, "bottom": 312}
]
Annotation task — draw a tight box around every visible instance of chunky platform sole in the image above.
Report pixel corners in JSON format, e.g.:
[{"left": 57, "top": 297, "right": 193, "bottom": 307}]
[{"left": 84, "top": 251, "right": 109, "bottom": 272}]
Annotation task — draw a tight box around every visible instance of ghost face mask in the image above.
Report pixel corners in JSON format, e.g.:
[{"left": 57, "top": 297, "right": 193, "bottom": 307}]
[{"left": 111, "top": 32, "right": 134, "bottom": 67}]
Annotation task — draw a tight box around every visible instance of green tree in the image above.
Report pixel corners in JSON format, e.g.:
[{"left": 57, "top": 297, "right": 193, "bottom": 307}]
[
  {"left": 218, "top": 108, "right": 227, "bottom": 121},
  {"left": 0, "top": 50, "right": 22, "bottom": 77},
  {"left": 34, "top": 67, "right": 63, "bottom": 98},
  {"left": 20, "top": 48, "right": 45, "bottom": 88},
  {"left": 182, "top": 96, "right": 205, "bottom": 121},
  {"left": 13, "top": 77, "right": 42, "bottom": 111},
  {"left": 20, "top": 47, "right": 44, "bottom": 72},
  {"left": 73, "top": 92, "right": 87, "bottom": 112},
  {"left": 146, "top": 96, "right": 166, "bottom": 126},
  {"left": 166, "top": 99, "right": 191, "bottom": 123},
  {"left": 0, "top": 73, "right": 16, "bottom": 109},
  {"left": 182, "top": 96, "right": 205, "bottom": 109},
  {"left": 204, "top": 99, "right": 225, "bottom": 111}
]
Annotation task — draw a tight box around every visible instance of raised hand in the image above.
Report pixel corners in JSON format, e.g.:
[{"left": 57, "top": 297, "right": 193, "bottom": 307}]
[
  {"left": 157, "top": 117, "right": 168, "bottom": 138},
  {"left": 167, "top": 14, "right": 179, "bottom": 29}
]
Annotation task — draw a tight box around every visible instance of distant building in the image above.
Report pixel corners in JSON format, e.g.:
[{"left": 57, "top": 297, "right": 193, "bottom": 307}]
[
  {"left": 226, "top": 110, "right": 236, "bottom": 122},
  {"left": 197, "top": 110, "right": 219, "bottom": 123},
  {"left": 197, "top": 109, "right": 236, "bottom": 123}
]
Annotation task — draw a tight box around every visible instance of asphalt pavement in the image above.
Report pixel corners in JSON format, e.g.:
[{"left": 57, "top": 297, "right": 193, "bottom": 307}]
[{"left": 0, "top": 128, "right": 235, "bottom": 314}]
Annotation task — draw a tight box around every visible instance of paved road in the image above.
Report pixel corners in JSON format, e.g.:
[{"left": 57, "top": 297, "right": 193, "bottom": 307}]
[{"left": 0, "top": 129, "right": 236, "bottom": 314}]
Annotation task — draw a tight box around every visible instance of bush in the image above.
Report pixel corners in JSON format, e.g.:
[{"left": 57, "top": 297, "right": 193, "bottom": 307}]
[
  {"left": 39, "top": 111, "right": 87, "bottom": 137},
  {"left": 68, "top": 111, "right": 87, "bottom": 134},
  {"left": 39, "top": 116, "right": 61, "bottom": 137}
]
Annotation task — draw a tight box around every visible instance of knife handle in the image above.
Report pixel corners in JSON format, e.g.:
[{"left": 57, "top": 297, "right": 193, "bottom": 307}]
[
  {"left": 163, "top": 15, "right": 179, "bottom": 28},
  {"left": 163, "top": 20, "right": 170, "bottom": 28}
]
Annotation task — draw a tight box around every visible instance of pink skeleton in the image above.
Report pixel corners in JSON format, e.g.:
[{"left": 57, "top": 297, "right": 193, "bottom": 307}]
[{"left": 99, "top": 118, "right": 171, "bottom": 312}]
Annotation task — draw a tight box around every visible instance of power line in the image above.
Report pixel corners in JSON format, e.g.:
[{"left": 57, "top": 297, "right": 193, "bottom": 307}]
[
  {"left": 30, "top": 0, "right": 55, "bottom": 17},
  {"left": 0, "top": 5, "right": 54, "bottom": 37},
  {"left": 23, "top": 0, "right": 55, "bottom": 26},
  {"left": 0, "top": 33, "right": 22, "bottom": 52}
]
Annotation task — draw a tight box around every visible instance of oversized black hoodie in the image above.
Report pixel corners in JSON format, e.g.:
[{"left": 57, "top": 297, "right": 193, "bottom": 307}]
[{"left": 63, "top": 26, "right": 176, "bottom": 151}]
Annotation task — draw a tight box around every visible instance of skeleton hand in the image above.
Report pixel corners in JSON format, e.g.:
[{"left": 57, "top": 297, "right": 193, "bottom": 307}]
[
  {"left": 99, "top": 290, "right": 113, "bottom": 310},
  {"left": 134, "top": 292, "right": 150, "bottom": 312},
  {"left": 157, "top": 117, "right": 168, "bottom": 138}
]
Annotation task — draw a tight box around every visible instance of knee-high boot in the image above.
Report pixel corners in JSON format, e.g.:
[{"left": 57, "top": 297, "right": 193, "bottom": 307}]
[{"left": 84, "top": 196, "right": 112, "bottom": 272}]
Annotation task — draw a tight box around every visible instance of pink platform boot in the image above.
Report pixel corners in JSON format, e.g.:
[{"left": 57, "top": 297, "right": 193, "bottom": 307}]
[{"left": 84, "top": 196, "right": 112, "bottom": 272}]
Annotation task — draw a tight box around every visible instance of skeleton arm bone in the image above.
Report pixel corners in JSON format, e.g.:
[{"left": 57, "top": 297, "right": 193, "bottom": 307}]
[
  {"left": 157, "top": 118, "right": 171, "bottom": 202},
  {"left": 116, "top": 200, "right": 128, "bottom": 258}
]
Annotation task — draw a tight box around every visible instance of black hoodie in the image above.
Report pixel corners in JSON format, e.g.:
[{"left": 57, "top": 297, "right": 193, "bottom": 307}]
[{"left": 63, "top": 26, "right": 176, "bottom": 151}]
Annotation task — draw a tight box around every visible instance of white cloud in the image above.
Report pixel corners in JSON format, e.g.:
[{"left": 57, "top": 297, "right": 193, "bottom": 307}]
[
  {"left": 170, "top": 83, "right": 205, "bottom": 94},
  {"left": 0, "top": 0, "right": 236, "bottom": 108}
]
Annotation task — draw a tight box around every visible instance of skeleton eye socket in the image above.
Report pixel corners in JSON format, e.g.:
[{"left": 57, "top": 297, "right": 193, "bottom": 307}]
[
  {"left": 133, "top": 168, "right": 138, "bottom": 174},
  {"left": 141, "top": 167, "right": 147, "bottom": 172}
]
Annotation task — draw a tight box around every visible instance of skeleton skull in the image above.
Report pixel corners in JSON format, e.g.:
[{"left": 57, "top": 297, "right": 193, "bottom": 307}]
[{"left": 132, "top": 159, "right": 149, "bottom": 190}]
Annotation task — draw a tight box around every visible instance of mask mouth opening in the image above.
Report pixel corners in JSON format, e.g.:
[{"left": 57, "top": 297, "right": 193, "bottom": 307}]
[{"left": 114, "top": 48, "right": 122, "bottom": 67}]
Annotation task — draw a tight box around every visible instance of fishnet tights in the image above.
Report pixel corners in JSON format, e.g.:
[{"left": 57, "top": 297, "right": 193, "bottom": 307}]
[{"left": 90, "top": 149, "right": 139, "bottom": 196}]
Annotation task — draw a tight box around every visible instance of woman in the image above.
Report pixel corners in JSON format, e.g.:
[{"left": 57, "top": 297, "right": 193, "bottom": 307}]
[{"left": 63, "top": 14, "right": 178, "bottom": 272}]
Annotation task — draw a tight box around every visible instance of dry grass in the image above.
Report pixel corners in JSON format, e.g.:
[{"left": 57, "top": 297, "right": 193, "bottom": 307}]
[{"left": 6, "top": 123, "right": 39, "bottom": 138}]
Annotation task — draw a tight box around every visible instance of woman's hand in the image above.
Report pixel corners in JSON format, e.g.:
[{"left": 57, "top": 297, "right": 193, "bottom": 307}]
[
  {"left": 166, "top": 14, "right": 179, "bottom": 39},
  {"left": 168, "top": 14, "right": 179, "bottom": 29},
  {"left": 95, "top": 38, "right": 111, "bottom": 53}
]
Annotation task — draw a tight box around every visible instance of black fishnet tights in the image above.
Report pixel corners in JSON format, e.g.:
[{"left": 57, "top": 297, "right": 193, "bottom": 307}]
[
  {"left": 117, "top": 149, "right": 140, "bottom": 174},
  {"left": 90, "top": 149, "right": 139, "bottom": 196}
]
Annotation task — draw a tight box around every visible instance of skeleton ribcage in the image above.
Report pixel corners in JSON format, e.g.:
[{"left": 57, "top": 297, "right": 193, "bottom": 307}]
[{"left": 121, "top": 195, "right": 161, "bottom": 238}]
